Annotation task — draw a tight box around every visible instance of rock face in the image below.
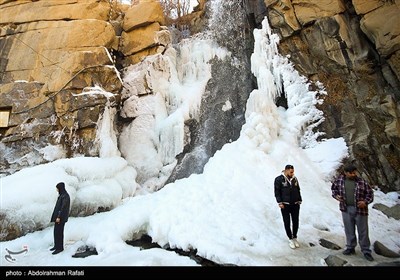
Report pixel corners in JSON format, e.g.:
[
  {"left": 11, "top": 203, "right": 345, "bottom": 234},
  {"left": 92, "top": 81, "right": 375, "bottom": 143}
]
[
  {"left": 0, "top": 0, "right": 399, "bottom": 193},
  {"left": 0, "top": 0, "right": 167, "bottom": 174},
  {"left": 261, "top": 0, "right": 400, "bottom": 191}
]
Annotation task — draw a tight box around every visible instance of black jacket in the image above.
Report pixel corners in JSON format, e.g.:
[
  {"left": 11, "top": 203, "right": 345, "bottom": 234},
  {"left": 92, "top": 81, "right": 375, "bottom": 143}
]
[
  {"left": 274, "top": 174, "right": 302, "bottom": 205},
  {"left": 51, "top": 183, "right": 70, "bottom": 223}
]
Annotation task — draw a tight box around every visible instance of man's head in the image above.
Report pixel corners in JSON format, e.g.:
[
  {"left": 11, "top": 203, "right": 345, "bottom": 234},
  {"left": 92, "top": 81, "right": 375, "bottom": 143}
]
[
  {"left": 344, "top": 164, "right": 357, "bottom": 180},
  {"left": 56, "top": 182, "right": 65, "bottom": 193},
  {"left": 284, "top": 164, "right": 294, "bottom": 178}
]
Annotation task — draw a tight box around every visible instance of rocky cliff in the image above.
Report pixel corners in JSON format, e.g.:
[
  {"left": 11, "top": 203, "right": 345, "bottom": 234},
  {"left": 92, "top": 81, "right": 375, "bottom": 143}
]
[
  {"left": 256, "top": 0, "right": 400, "bottom": 191},
  {"left": 0, "top": 0, "right": 399, "bottom": 192},
  {"left": 0, "top": 0, "right": 168, "bottom": 171}
]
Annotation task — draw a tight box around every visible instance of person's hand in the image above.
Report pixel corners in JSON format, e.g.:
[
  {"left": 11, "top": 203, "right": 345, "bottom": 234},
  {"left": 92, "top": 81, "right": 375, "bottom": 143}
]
[
  {"left": 56, "top": 217, "right": 60, "bottom": 224},
  {"left": 278, "top": 203, "right": 284, "bottom": 209},
  {"left": 357, "top": 201, "right": 367, "bottom": 208},
  {"left": 336, "top": 195, "right": 344, "bottom": 202}
]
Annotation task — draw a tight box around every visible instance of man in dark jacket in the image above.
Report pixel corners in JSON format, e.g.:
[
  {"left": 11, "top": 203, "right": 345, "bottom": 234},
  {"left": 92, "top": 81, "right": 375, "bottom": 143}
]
[
  {"left": 274, "top": 164, "right": 302, "bottom": 249},
  {"left": 50, "top": 182, "right": 70, "bottom": 255},
  {"left": 331, "top": 164, "right": 374, "bottom": 261}
]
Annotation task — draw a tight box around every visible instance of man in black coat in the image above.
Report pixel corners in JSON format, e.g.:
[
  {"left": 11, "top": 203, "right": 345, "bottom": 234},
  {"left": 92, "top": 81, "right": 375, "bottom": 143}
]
[
  {"left": 274, "top": 164, "right": 302, "bottom": 249},
  {"left": 50, "top": 182, "right": 70, "bottom": 255}
]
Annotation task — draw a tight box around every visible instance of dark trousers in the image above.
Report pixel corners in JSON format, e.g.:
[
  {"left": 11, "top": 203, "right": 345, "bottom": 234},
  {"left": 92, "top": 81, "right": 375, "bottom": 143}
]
[
  {"left": 53, "top": 222, "right": 65, "bottom": 250},
  {"left": 281, "top": 204, "right": 300, "bottom": 239}
]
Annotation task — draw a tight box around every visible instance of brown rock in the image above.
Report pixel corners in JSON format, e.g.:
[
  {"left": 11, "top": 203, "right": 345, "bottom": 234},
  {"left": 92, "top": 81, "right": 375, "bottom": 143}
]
[
  {"left": 122, "top": 0, "right": 165, "bottom": 32},
  {"left": 0, "top": 0, "right": 110, "bottom": 24}
]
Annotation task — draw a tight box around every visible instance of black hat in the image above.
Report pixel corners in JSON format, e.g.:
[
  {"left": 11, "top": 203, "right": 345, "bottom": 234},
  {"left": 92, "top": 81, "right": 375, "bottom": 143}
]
[
  {"left": 344, "top": 164, "right": 357, "bottom": 172},
  {"left": 56, "top": 182, "right": 66, "bottom": 192}
]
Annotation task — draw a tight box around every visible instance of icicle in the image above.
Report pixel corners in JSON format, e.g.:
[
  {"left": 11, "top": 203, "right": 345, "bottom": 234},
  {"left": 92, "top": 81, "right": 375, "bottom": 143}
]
[{"left": 96, "top": 100, "right": 121, "bottom": 158}]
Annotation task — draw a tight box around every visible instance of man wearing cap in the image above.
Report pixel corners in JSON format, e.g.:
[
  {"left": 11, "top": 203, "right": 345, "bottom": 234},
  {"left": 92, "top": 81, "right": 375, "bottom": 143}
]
[
  {"left": 50, "top": 182, "right": 70, "bottom": 255},
  {"left": 331, "top": 164, "right": 374, "bottom": 261}
]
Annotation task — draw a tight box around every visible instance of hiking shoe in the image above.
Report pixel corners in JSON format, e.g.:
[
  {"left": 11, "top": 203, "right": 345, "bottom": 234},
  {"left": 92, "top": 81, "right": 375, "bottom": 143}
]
[
  {"left": 342, "top": 248, "right": 355, "bottom": 255},
  {"left": 49, "top": 247, "right": 56, "bottom": 251},
  {"left": 364, "top": 253, "right": 374, "bottom": 261},
  {"left": 289, "top": 239, "right": 296, "bottom": 249},
  {"left": 293, "top": 238, "right": 300, "bottom": 248}
]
